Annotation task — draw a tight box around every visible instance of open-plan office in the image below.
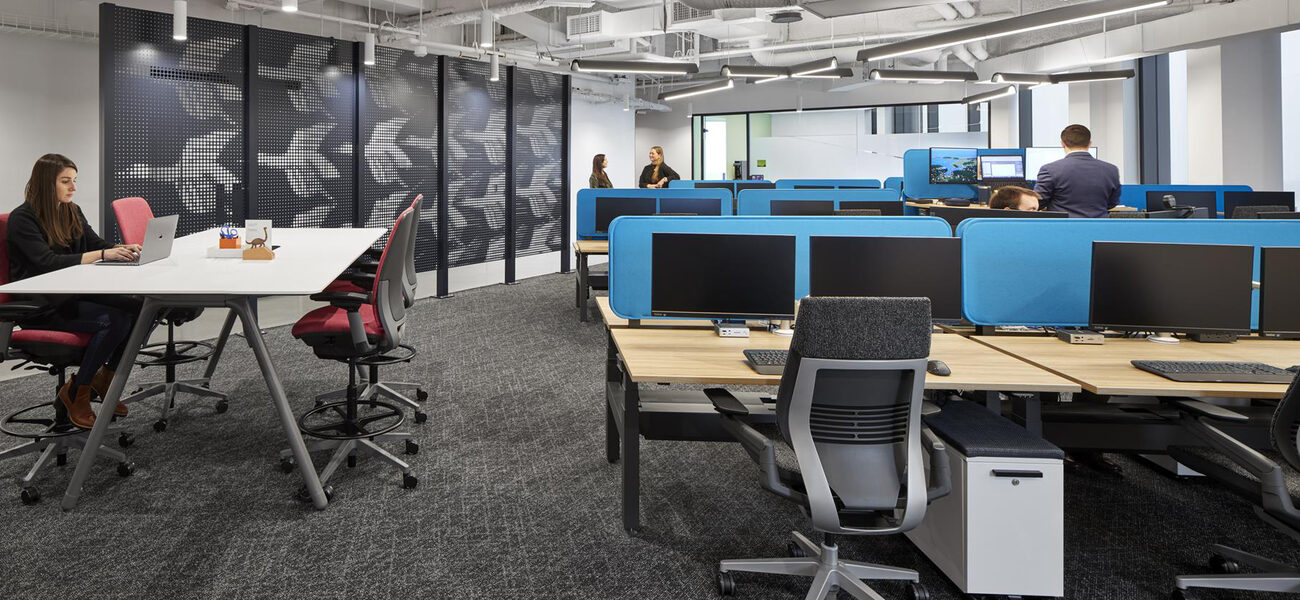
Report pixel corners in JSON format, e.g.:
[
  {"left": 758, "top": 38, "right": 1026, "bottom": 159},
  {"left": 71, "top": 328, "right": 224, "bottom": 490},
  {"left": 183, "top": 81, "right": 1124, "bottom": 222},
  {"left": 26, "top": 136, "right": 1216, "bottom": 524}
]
[{"left": 1, "top": 1, "right": 1299, "bottom": 599}]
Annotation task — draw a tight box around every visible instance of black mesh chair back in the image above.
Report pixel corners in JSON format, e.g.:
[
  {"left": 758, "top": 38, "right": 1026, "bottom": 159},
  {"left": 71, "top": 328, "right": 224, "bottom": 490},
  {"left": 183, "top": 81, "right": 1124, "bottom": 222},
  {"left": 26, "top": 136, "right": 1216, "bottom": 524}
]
[{"left": 1232, "top": 205, "right": 1292, "bottom": 219}]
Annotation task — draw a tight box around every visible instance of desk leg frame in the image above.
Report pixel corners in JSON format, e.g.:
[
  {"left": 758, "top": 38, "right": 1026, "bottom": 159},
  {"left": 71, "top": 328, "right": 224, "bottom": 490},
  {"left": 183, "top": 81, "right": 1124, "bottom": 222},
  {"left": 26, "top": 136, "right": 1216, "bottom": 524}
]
[
  {"left": 603, "top": 329, "right": 641, "bottom": 533},
  {"left": 577, "top": 251, "right": 590, "bottom": 322}
]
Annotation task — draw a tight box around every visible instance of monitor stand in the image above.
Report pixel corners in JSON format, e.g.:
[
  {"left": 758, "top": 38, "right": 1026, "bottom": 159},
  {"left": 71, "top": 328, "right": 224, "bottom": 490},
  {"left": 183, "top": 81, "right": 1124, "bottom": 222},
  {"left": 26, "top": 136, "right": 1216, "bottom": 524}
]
[
  {"left": 1146, "top": 333, "right": 1179, "bottom": 344},
  {"left": 769, "top": 320, "right": 793, "bottom": 337}
]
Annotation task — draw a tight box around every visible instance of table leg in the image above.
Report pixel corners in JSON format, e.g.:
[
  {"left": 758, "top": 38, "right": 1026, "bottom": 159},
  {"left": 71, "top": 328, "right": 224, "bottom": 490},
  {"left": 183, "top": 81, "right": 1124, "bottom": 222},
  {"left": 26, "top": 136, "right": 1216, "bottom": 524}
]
[
  {"left": 200, "top": 308, "right": 237, "bottom": 382},
  {"left": 621, "top": 370, "right": 640, "bottom": 533},
  {"left": 578, "top": 252, "right": 590, "bottom": 322},
  {"left": 981, "top": 390, "right": 1003, "bottom": 415},
  {"left": 227, "top": 298, "right": 328, "bottom": 509},
  {"left": 61, "top": 298, "right": 161, "bottom": 511},
  {"left": 606, "top": 329, "right": 621, "bottom": 463}
]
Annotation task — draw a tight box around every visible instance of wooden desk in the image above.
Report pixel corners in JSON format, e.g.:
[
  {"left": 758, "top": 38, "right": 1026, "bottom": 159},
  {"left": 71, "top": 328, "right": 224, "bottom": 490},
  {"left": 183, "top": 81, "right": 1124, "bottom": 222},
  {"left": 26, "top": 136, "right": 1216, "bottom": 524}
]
[
  {"left": 603, "top": 328, "right": 1078, "bottom": 532},
  {"left": 973, "top": 335, "right": 1300, "bottom": 399},
  {"left": 906, "top": 200, "right": 1137, "bottom": 213},
  {"left": 573, "top": 240, "right": 608, "bottom": 322},
  {"left": 594, "top": 297, "right": 715, "bottom": 329}
]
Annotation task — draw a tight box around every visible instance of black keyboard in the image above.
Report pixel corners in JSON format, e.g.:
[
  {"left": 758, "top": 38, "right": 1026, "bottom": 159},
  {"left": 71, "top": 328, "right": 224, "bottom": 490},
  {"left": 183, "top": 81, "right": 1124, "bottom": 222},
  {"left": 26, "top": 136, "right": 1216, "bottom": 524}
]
[
  {"left": 1131, "top": 360, "right": 1296, "bottom": 384},
  {"left": 744, "top": 349, "right": 788, "bottom": 375}
]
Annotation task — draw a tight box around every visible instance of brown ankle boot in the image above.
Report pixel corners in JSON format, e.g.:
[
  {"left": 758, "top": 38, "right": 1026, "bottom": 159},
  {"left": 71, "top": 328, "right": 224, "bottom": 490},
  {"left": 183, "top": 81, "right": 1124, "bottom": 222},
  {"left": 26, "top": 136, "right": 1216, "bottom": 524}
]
[
  {"left": 89, "top": 367, "right": 129, "bottom": 417},
  {"left": 58, "top": 381, "right": 96, "bottom": 429}
]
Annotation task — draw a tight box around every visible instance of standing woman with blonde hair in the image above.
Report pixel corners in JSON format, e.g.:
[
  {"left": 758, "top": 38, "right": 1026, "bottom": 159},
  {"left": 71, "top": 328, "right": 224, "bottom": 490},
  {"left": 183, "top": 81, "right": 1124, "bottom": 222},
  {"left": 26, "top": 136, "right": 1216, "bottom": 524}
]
[
  {"left": 589, "top": 153, "right": 613, "bottom": 188},
  {"left": 638, "top": 146, "right": 681, "bottom": 189},
  {"left": 6, "top": 153, "right": 144, "bottom": 429}
]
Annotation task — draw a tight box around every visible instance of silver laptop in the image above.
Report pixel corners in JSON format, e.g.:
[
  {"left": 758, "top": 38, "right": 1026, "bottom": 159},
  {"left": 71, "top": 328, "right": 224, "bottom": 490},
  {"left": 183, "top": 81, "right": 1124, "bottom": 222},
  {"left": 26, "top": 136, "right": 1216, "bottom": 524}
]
[{"left": 97, "top": 214, "right": 178, "bottom": 266}]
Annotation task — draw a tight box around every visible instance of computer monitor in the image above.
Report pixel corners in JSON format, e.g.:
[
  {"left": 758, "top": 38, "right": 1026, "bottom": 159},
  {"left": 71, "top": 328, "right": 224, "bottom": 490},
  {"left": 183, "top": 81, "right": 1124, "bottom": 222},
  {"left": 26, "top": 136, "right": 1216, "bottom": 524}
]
[
  {"left": 808, "top": 236, "right": 962, "bottom": 321},
  {"left": 595, "top": 197, "right": 656, "bottom": 233},
  {"left": 651, "top": 232, "right": 795, "bottom": 319},
  {"left": 1144, "top": 191, "right": 1217, "bottom": 215},
  {"left": 694, "top": 181, "right": 735, "bottom": 196},
  {"left": 1257, "top": 211, "right": 1300, "bottom": 220},
  {"left": 930, "top": 206, "right": 1068, "bottom": 233},
  {"left": 839, "top": 200, "right": 904, "bottom": 216},
  {"left": 659, "top": 197, "right": 722, "bottom": 216},
  {"left": 928, "top": 148, "right": 979, "bottom": 184},
  {"left": 771, "top": 200, "right": 835, "bottom": 216},
  {"left": 1260, "top": 247, "right": 1300, "bottom": 338},
  {"left": 839, "top": 185, "right": 880, "bottom": 189},
  {"left": 793, "top": 185, "right": 833, "bottom": 189},
  {"left": 1024, "top": 146, "right": 1098, "bottom": 181},
  {"left": 1089, "top": 241, "right": 1253, "bottom": 335},
  {"left": 735, "top": 182, "right": 776, "bottom": 193},
  {"left": 1223, "top": 191, "right": 1297, "bottom": 218},
  {"left": 978, "top": 155, "right": 1025, "bottom": 181}
]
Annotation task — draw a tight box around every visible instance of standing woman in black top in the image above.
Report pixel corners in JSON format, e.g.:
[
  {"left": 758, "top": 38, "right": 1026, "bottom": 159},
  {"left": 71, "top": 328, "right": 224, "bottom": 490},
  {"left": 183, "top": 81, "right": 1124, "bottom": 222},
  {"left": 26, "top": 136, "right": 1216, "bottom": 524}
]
[
  {"left": 7, "top": 154, "right": 144, "bottom": 429},
  {"left": 588, "top": 153, "right": 613, "bottom": 188},
  {"left": 638, "top": 145, "right": 680, "bottom": 188}
]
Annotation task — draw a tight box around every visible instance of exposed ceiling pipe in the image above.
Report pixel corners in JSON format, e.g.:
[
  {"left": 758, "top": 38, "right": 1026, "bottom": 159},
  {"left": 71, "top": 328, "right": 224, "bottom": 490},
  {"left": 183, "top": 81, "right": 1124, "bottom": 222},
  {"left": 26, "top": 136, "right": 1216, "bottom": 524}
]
[
  {"left": 573, "top": 87, "right": 669, "bottom": 111},
  {"left": 747, "top": 39, "right": 859, "bottom": 67},
  {"left": 950, "top": 1, "right": 977, "bottom": 19},
  {"left": 676, "top": 0, "right": 799, "bottom": 9},
  {"left": 399, "top": 0, "right": 594, "bottom": 29},
  {"left": 931, "top": 3, "right": 959, "bottom": 21},
  {"left": 699, "top": 13, "right": 1013, "bottom": 62},
  {"left": 948, "top": 43, "right": 978, "bottom": 68},
  {"left": 966, "top": 41, "right": 989, "bottom": 61}
]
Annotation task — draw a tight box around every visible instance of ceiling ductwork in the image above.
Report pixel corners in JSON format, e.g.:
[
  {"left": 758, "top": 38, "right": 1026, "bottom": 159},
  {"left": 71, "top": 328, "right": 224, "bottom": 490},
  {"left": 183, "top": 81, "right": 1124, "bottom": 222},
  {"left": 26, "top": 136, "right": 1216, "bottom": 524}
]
[{"left": 676, "top": 0, "right": 799, "bottom": 9}]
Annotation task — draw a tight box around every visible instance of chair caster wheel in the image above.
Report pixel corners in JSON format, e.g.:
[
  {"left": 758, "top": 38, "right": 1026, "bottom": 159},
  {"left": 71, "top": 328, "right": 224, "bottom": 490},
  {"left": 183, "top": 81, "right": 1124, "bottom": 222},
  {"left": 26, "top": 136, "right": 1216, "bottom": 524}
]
[
  {"left": 787, "top": 541, "right": 807, "bottom": 558},
  {"left": 279, "top": 457, "right": 295, "bottom": 474},
  {"left": 416, "top": 389, "right": 428, "bottom": 402},
  {"left": 1210, "top": 555, "right": 1240, "bottom": 574},
  {"left": 403, "top": 473, "right": 418, "bottom": 489},
  {"left": 405, "top": 440, "right": 419, "bottom": 455},
  {"left": 296, "top": 485, "right": 334, "bottom": 503},
  {"left": 716, "top": 572, "right": 735, "bottom": 596},
  {"left": 117, "top": 462, "right": 135, "bottom": 477},
  {"left": 414, "top": 411, "right": 427, "bottom": 424},
  {"left": 20, "top": 486, "right": 40, "bottom": 505},
  {"left": 153, "top": 419, "right": 167, "bottom": 433},
  {"left": 215, "top": 401, "right": 229, "bottom": 414},
  {"left": 347, "top": 455, "right": 357, "bottom": 468},
  {"left": 314, "top": 400, "right": 324, "bottom": 408},
  {"left": 118, "top": 433, "right": 135, "bottom": 448},
  {"left": 906, "top": 582, "right": 931, "bottom": 600},
  {"left": 56, "top": 452, "right": 67, "bottom": 467}
]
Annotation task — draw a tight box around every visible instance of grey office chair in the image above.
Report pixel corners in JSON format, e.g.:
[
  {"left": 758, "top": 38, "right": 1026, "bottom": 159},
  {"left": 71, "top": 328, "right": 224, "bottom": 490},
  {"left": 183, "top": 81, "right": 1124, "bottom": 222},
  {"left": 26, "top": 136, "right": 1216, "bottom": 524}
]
[
  {"left": 1231, "top": 205, "right": 1292, "bottom": 219},
  {"left": 1167, "top": 371, "right": 1300, "bottom": 598},
  {"left": 708, "top": 296, "right": 950, "bottom": 600}
]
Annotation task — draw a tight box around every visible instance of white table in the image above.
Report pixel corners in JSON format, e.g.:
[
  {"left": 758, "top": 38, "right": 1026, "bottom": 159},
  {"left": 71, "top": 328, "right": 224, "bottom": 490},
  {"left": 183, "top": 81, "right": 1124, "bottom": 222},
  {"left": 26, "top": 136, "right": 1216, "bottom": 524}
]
[{"left": 0, "top": 226, "right": 385, "bottom": 510}]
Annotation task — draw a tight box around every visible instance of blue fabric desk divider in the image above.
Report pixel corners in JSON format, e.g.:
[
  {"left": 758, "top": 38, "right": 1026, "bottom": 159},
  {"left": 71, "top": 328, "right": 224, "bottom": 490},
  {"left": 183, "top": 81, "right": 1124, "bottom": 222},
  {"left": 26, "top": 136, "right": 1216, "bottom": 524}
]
[
  {"left": 736, "top": 189, "right": 903, "bottom": 215},
  {"left": 608, "top": 216, "right": 952, "bottom": 320},
  {"left": 774, "top": 179, "right": 883, "bottom": 189},
  {"left": 958, "top": 219, "right": 1300, "bottom": 328},
  {"left": 884, "top": 177, "right": 905, "bottom": 192},
  {"left": 667, "top": 180, "right": 775, "bottom": 195},
  {"left": 576, "top": 188, "right": 734, "bottom": 239},
  {"left": 1116, "top": 184, "right": 1253, "bottom": 212},
  {"left": 902, "top": 148, "right": 977, "bottom": 200}
]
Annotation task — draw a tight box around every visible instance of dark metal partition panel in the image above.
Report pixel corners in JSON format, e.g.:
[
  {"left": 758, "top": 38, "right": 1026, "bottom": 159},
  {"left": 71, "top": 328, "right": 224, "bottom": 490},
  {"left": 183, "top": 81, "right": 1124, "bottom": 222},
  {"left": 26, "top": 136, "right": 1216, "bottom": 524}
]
[
  {"left": 444, "top": 57, "right": 508, "bottom": 268},
  {"left": 249, "top": 28, "right": 356, "bottom": 227},
  {"left": 359, "top": 45, "right": 440, "bottom": 271},
  {"left": 511, "top": 68, "right": 566, "bottom": 262},
  {"left": 101, "top": 4, "right": 245, "bottom": 241}
]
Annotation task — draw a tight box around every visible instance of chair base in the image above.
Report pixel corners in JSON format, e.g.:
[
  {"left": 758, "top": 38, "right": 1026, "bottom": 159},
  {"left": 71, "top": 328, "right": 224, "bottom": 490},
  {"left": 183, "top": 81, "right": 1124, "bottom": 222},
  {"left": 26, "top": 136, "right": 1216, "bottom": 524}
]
[
  {"left": 719, "top": 531, "right": 921, "bottom": 600},
  {"left": 279, "top": 433, "right": 417, "bottom": 489},
  {"left": 1174, "top": 543, "right": 1300, "bottom": 596},
  {"left": 122, "top": 376, "right": 229, "bottom": 431},
  {"left": 0, "top": 430, "right": 133, "bottom": 505},
  {"left": 313, "top": 361, "right": 427, "bottom": 421}
]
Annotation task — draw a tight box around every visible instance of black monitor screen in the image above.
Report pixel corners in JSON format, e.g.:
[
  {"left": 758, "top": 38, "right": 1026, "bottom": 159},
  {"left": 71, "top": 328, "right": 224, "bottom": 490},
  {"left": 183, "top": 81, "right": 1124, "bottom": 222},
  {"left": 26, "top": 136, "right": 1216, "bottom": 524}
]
[
  {"left": 840, "top": 185, "right": 880, "bottom": 189},
  {"left": 694, "top": 182, "right": 736, "bottom": 198},
  {"left": 735, "top": 182, "right": 775, "bottom": 193},
  {"left": 651, "top": 233, "right": 795, "bottom": 319},
  {"left": 929, "top": 148, "right": 978, "bottom": 184},
  {"left": 1089, "top": 241, "right": 1254, "bottom": 334},
  {"left": 596, "top": 197, "right": 655, "bottom": 233},
  {"left": 1147, "top": 207, "right": 1211, "bottom": 219},
  {"left": 794, "top": 185, "right": 833, "bottom": 190},
  {"left": 930, "top": 206, "right": 1067, "bottom": 233},
  {"left": 1260, "top": 247, "right": 1300, "bottom": 336},
  {"left": 839, "top": 200, "right": 904, "bottom": 216},
  {"left": 659, "top": 197, "right": 722, "bottom": 216},
  {"left": 809, "top": 236, "right": 961, "bottom": 320},
  {"left": 1224, "top": 191, "right": 1297, "bottom": 218},
  {"left": 771, "top": 200, "right": 835, "bottom": 216},
  {"left": 1144, "top": 191, "right": 1217, "bottom": 214}
]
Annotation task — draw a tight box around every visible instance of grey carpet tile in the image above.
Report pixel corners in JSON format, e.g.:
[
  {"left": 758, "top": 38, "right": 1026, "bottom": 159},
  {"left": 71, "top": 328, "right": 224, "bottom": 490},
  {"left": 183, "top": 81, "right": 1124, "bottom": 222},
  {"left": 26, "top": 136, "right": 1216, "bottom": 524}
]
[{"left": 0, "top": 273, "right": 1295, "bottom": 599}]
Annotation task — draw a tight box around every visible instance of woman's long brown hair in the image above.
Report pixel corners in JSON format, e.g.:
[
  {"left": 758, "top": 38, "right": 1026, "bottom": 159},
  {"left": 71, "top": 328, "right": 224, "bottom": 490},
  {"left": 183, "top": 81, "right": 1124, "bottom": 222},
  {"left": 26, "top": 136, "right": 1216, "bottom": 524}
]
[
  {"left": 591, "top": 153, "right": 611, "bottom": 187},
  {"left": 24, "top": 154, "right": 83, "bottom": 248}
]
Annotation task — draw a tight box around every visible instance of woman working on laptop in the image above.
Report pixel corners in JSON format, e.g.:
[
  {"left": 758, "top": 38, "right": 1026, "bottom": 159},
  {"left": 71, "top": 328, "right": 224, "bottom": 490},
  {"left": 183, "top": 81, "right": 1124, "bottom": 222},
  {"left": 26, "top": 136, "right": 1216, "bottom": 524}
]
[{"left": 6, "top": 154, "right": 144, "bottom": 429}]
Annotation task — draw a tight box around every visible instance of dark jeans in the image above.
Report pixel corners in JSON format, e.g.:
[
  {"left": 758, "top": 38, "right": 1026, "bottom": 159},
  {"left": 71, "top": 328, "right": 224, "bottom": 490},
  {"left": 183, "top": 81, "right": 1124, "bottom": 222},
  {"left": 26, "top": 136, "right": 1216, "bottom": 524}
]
[{"left": 27, "top": 296, "right": 143, "bottom": 387}]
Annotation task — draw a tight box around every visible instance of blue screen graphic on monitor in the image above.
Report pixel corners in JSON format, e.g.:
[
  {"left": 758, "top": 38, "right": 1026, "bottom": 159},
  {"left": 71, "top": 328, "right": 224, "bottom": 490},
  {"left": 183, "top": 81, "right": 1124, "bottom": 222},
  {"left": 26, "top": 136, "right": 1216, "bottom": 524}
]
[{"left": 929, "top": 148, "right": 978, "bottom": 184}]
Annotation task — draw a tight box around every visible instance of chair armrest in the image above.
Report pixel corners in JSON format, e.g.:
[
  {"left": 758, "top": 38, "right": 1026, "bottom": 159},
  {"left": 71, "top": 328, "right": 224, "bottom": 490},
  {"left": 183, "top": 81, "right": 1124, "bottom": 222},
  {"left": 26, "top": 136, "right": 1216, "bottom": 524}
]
[
  {"left": 0, "top": 302, "right": 47, "bottom": 320},
  {"left": 718, "top": 415, "right": 797, "bottom": 501},
  {"left": 705, "top": 388, "right": 749, "bottom": 416},
  {"left": 308, "top": 291, "right": 368, "bottom": 311},
  {"left": 922, "top": 426, "right": 952, "bottom": 502},
  {"left": 1168, "top": 399, "right": 1249, "bottom": 423}
]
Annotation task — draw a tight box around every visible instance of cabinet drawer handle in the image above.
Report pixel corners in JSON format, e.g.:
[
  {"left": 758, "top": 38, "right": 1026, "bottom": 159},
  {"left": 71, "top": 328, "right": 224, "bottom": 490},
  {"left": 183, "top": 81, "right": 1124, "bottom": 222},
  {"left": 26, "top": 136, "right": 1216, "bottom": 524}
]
[{"left": 991, "top": 469, "right": 1043, "bottom": 478}]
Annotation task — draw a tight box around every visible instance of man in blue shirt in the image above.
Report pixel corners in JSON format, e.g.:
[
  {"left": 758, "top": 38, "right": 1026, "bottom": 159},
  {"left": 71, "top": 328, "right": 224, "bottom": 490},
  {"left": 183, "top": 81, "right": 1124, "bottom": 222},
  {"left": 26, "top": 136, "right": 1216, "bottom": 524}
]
[{"left": 1033, "top": 124, "right": 1120, "bottom": 218}]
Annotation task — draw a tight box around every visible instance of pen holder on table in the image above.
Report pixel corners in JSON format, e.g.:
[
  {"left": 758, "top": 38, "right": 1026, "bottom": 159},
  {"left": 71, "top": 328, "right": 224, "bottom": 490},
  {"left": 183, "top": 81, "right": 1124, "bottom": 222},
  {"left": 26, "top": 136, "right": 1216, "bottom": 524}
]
[{"left": 219, "top": 236, "right": 241, "bottom": 249}]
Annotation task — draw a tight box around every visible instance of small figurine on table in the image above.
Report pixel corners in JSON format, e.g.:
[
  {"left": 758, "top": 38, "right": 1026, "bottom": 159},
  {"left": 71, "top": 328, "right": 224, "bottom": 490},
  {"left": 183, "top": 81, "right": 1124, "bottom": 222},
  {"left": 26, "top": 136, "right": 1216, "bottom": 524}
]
[{"left": 243, "top": 220, "right": 275, "bottom": 260}]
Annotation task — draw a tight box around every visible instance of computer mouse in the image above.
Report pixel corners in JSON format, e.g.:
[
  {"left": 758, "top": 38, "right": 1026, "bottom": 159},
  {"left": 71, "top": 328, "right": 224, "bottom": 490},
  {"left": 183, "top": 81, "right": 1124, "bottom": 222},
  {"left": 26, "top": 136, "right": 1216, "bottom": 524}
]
[{"left": 927, "top": 360, "right": 951, "bottom": 377}]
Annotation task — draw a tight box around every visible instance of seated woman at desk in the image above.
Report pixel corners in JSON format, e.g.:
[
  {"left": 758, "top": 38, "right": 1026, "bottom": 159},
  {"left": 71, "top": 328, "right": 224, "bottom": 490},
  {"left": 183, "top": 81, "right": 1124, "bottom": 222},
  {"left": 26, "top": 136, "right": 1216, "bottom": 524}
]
[
  {"left": 989, "top": 186, "right": 1041, "bottom": 211},
  {"left": 7, "top": 153, "right": 143, "bottom": 428},
  {"left": 638, "top": 146, "right": 680, "bottom": 189}
]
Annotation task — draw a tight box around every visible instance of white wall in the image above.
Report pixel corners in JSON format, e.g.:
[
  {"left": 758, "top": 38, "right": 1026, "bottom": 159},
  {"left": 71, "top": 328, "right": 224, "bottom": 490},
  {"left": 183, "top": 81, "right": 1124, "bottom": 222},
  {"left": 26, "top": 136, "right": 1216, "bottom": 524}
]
[
  {"left": 1168, "top": 51, "right": 1189, "bottom": 184},
  {"left": 1030, "top": 84, "right": 1070, "bottom": 147},
  {"left": 1220, "top": 32, "right": 1283, "bottom": 190},
  {"left": 634, "top": 109, "right": 692, "bottom": 180},
  {"left": 1185, "top": 45, "right": 1224, "bottom": 184},
  {"left": 1284, "top": 30, "right": 1300, "bottom": 193},
  {"left": 0, "top": 32, "right": 100, "bottom": 227},
  {"left": 570, "top": 87, "right": 635, "bottom": 266}
]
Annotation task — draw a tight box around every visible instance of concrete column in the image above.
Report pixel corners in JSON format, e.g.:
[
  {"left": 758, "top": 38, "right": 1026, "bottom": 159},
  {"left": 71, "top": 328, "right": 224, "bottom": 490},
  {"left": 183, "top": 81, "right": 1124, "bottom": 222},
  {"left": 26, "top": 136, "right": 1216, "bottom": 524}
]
[
  {"left": 1219, "top": 32, "right": 1283, "bottom": 190},
  {"left": 1185, "top": 45, "right": 1223, "bottom": 184},
  {"left": 988, "top": 92, "right": 1019, "bottom": 148}
]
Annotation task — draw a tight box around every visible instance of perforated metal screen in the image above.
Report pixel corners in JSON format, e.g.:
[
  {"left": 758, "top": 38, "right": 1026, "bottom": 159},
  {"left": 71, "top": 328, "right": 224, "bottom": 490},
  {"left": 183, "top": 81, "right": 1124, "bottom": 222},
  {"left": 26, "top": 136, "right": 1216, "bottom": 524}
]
[
  {"left": 251, "top": 28, "right": 355, "bottom": 228},
  {"left": 444, "top": 57, "right": 508, "bottom": 268},
  {"left": 102, "top": 6, "right": 245, "bottom": 241},
  {"left": 512, "top": 69, "right": 565, "bottom": 258},
  {"left": 360, "top": 46, "right": 439, "bottom": 271}
]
